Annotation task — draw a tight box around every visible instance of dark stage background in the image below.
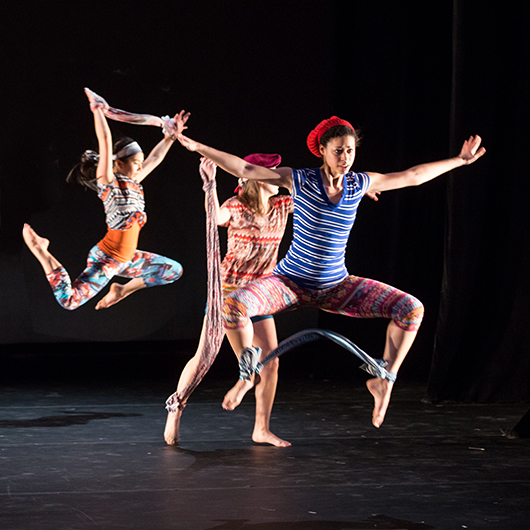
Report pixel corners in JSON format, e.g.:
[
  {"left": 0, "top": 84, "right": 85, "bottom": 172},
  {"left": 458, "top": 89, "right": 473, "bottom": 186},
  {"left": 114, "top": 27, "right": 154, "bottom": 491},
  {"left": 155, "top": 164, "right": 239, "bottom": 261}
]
[{"left": 0, "top": 1, "right": 528, "bottom": 402}]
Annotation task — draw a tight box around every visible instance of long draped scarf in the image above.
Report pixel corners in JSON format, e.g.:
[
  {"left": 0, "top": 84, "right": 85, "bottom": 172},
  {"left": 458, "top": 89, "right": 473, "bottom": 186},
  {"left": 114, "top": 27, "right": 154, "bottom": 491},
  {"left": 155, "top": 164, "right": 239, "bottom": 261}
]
[
  {"left": 83, "top": 88, "right": 224, "bottom": 410},
  {"left": 165, "top": 168, "right": 225, "bottom": 411}
]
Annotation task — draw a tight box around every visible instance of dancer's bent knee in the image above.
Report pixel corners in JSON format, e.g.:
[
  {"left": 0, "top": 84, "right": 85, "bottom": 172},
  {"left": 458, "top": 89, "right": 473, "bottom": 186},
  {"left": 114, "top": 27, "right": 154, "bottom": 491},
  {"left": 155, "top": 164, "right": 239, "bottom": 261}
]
[
  {"left": 222, "top": 295, "right": 251, "bottom": 330},
  {"left": 143, "top": 259, "right": 183, "bottom": 287},
  {"left": 164, "top": 260, "right": 183, "bottom": 283},
  {"left": 393, "top": 294, "right": 424, "bottom": 332},
  {"left": 222, "top": 274, "right": 299, "bottom": 330}
]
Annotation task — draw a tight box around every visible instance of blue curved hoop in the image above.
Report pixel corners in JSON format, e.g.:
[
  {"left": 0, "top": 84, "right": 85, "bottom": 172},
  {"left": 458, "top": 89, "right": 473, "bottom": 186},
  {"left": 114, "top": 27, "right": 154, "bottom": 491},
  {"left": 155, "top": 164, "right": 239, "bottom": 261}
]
[{"left": 255, "top": 328, "right": 396, "bottom": 383}]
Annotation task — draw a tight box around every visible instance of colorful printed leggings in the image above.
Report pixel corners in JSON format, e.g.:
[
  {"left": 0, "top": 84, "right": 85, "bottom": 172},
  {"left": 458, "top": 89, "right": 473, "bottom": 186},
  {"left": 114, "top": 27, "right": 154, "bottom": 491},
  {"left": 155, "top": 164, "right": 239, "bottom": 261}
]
[
  {"left": 46, "top": 245, "right": 183, "bottom": 310},
  {"left": 222, "top": 274, "right": 424, "bottom": 332}
]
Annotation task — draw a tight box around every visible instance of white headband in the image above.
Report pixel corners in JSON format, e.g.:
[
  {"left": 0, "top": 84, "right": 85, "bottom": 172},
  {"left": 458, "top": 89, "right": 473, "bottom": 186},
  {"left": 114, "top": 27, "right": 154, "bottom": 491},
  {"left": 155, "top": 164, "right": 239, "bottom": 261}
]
[{"left": 113, "top": 141, "right": 142, "bottom": 161}]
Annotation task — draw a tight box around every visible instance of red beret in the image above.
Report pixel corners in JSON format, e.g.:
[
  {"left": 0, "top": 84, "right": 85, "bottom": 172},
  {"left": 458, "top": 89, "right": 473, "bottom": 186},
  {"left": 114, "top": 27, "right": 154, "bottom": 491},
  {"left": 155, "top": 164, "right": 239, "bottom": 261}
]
[
  {"left": 306, "top": 116, "right": 355, "bottom": 157},
  {"left": 243, "top": 153, "right": 282, "bottom": 168}
]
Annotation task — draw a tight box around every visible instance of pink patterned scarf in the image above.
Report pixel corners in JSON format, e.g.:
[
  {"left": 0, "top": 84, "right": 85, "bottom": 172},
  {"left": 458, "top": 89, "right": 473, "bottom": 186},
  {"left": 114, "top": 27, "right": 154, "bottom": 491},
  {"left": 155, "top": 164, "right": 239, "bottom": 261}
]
[
  {"left": 165, "top": 164, "right": 225, "bottom": 411},
  {"left": 84, "top": 87, "right": 179, "bottom": 138}
]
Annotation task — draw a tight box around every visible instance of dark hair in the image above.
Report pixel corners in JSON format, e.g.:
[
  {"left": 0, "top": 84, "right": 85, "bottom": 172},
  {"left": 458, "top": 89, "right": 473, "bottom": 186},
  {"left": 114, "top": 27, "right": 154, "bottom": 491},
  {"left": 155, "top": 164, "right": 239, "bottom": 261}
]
[
  {"left": 66, "top": 137, "right": 136, "bottom": 191},
  {"left": 320, "top": 125, "right": 361, "bottom": 148},
  {"left": 113, "top": 137, "right": 137, "bottom": 161}
]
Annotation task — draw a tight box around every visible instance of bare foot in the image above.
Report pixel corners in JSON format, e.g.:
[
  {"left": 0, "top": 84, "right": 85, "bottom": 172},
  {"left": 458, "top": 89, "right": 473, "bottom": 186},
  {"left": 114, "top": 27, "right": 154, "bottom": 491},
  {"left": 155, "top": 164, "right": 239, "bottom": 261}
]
[
  {"left": 95, "top": 283, "right": 125, "bottom": 310},
  {"left": 23, "top": 224, "right": 50, "bottom": 255},
  {"left": 252, "top": 429, "right": 292, "bottom": 447},
  {"left": 366, "top": 377, "right": 394, "bottom": 428},
  {"left": 164, "top": 409, "right": 182, "bottom": 445},
  {"left": 222, "top": 379, "right": 255, "bottom": 410}
]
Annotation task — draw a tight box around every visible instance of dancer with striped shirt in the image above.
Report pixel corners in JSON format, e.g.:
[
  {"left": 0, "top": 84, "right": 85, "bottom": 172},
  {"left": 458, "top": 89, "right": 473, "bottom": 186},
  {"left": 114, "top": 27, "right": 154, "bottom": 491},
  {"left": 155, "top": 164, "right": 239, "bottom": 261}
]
[
  {"left": 23, "top": 93, "right": 186, "bottom": 310},
  {"left": 175, "top": 115, "right": 485, "bottom": 428}
]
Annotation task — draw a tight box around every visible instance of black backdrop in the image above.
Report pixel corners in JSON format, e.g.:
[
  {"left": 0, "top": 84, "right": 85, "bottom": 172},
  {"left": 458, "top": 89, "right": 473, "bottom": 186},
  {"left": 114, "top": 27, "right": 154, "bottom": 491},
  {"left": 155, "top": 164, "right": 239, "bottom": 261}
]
[
  {"left": 0, "top": 1, "right": 528, "bottom": 401},
  {"left": 429, "top": 1, "right": 530, "bottom": 402}
]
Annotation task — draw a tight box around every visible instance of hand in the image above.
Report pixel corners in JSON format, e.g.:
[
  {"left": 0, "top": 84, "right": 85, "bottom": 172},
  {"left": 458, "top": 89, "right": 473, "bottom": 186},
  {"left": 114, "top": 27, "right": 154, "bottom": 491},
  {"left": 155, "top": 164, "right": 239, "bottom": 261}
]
[
  {"left": 366, "top": 190, "right": 381, "bottom": 201},
  {"left": 199, "top": 157, "right": 217, "bottom": 181},
  {"left": 458, "top": 135, "right": 486, "bottom": 165},
  {"left": 162, "top": 110, "right": 190, "bottom": 139},
  {"left": 84, "top": 87, "right": 108, "bottom": 112},
  {"left": 176, "top": 132, "right": 200, "bottom": 152},
  {"left": 174, "top": 110, "right": 190, "bottom": 135}
]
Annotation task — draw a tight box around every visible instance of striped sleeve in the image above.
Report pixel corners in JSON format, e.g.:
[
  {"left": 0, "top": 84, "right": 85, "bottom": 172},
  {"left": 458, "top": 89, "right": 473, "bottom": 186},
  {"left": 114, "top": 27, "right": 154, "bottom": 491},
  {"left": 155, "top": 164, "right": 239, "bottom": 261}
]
[{"left": 274, "top": 168, "right": 368, "bottom": 289}]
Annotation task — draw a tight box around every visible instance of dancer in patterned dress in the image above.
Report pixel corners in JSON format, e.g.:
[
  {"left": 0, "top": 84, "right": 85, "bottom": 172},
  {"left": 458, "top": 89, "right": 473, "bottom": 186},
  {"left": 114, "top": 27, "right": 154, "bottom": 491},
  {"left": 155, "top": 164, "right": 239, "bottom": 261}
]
[
  {"left": 22, "top": 93, "right": 187, "bottom": 310},
  {"left": 174, "top": 114, "right": 485, "bottom": 428},
  {"left": 164, "top": 154, "right": 293, "bottom": 447}
]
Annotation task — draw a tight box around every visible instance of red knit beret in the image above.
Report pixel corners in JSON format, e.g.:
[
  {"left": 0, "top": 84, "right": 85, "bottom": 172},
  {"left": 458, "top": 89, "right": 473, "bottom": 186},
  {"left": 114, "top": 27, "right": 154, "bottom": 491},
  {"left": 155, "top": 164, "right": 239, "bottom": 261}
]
[
  {"left": 306, "top": 116, "right": 355, "bottom": 157},
  {"left": 243, "top": 153, "right": 282, "bottom": 168},
  {"left": 235, "top": 153, "right": 282, "bottom": 194}
]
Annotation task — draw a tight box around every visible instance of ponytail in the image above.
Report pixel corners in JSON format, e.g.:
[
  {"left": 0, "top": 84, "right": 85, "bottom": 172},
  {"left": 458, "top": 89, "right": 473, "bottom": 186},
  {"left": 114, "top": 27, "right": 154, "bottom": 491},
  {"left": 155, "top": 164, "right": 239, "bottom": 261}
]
[
  {"left": 66, "top": 136, "right": 139, "bottom": 191},
  {"left": 66, "top": 150, "right": 99, "bottom": 191}
]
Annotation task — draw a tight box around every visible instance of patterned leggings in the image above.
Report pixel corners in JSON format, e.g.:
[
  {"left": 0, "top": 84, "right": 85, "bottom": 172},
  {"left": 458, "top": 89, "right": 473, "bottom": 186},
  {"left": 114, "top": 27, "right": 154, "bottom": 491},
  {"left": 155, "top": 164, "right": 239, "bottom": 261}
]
[
  {"left": 46, "top": 244, "right": 183, "bottom": 310},
  {"left": 222, "top": 274, "right": 424, "bottom": 332}
]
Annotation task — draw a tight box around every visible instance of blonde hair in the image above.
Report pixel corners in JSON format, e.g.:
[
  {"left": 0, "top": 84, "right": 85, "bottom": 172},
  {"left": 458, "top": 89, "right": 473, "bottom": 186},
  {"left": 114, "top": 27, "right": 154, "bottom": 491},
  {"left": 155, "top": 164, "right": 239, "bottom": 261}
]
[{"left": 239, "top": 180, "right": 269, "bottom": 216}]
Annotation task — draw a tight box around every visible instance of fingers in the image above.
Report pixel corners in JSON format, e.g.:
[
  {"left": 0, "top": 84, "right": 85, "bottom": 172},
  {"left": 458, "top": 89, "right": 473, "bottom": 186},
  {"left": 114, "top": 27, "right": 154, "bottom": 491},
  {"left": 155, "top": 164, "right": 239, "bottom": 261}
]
[
  {"left": 474, "top": 146, "right": 486, "bottom": 160},
  {"left": 461, "top": 135, "right": 486, "bottom": 164},
  {"left": 175, "top": 110, "right": 191, "bottom": 123},
  {"left": 470, "top": 135, "right": 482, "bottom": 153},
  {"left": 200, "top": 157, "right": 216, "bottom": 169},
  {"left": 199, "top": 158, "right": 216, "bottom": 180},
  {"left": 173, "top": 110, "right": 191, "bottom": 136},
  {"left": 90, "top": 103, "right": 105, "bottom": 113},
  {"left": 469, "top": 136, "right": 484, "bottom": 157}
]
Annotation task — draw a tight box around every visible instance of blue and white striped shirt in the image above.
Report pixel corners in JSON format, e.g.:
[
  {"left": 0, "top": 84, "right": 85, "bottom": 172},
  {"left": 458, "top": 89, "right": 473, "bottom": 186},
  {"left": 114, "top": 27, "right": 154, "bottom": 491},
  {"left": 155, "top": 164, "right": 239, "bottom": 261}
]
[{"left": 274, "top": 167, "right": 370, "bottom": 289}]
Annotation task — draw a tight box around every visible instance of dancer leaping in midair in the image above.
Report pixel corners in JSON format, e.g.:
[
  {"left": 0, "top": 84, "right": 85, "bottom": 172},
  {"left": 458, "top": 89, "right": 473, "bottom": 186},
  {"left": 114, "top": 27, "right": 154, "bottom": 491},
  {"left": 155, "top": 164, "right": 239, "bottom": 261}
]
[{"left": 23, "top": 91, "right": 187, "bottom": 310}]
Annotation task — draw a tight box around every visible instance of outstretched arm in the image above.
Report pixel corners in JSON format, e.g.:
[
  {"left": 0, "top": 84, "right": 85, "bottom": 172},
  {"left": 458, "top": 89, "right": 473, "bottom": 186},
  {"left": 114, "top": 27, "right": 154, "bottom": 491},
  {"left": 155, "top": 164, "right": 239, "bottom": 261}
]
[
  {"left": 136, "top": 110, "right": 190, "bottom": 182},
  {"left": 367, "top": 135, "right": 486, "bottom": 193},
  {"left": 176, "top": 120, "right": 293, "bottom": 191},
  {"left": 199, "top": 158, "right": 231, "bottom": 225}
]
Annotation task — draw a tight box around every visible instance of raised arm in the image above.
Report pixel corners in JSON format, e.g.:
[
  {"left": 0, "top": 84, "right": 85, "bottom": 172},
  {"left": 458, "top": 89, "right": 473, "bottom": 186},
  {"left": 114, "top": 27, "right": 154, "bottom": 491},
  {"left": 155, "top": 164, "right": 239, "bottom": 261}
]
[
  {"left": 91, "top": 105, "right": 114, "bottom": 186},
  {"left": 367, "top": 135, "right": 486, "bottom": 193},
  {"left": 199, "top": 158, "right": 231, "bottom": 225},
  {"left": 175, "top": 120, "right": 293, "bottom": 191},
  {"left": 136, "top": 110, "right": 191, "bottom": 183}
]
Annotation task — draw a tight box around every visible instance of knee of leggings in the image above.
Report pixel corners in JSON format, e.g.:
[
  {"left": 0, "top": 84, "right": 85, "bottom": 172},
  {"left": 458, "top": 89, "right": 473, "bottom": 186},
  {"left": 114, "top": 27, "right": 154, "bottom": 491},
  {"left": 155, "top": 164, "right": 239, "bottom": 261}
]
[
  {"left": 221, "top": 295, "right": 250, "bottom": 330},
  {"left": 174, "top": 262, "right": 183, "bottom": 280},
  {"left": 158, "top": 261, "right": 183, "bottom": 284},
  {"left": 52, "top": 289, "right": 82, "bottom": 310},
  {"left": 57, "top": 298, "right": 82, "bottom": 311},
  {"left": 168, "top": 261, "right": 183, "bottom": 281},
  {"left": 394, "top": 294, "right": 424, "bottom": 331}
]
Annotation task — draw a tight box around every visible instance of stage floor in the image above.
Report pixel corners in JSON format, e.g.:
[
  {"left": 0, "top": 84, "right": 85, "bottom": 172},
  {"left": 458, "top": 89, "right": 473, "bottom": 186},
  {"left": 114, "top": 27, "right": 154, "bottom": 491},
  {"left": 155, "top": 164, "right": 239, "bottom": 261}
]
[{"left": 0, "top": 353, "right": 529, "bottom": 529}]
